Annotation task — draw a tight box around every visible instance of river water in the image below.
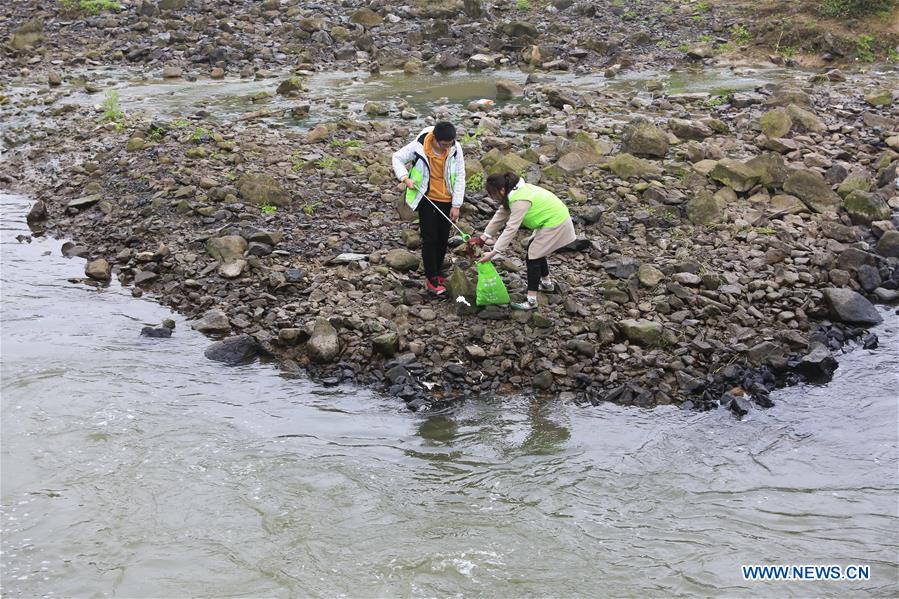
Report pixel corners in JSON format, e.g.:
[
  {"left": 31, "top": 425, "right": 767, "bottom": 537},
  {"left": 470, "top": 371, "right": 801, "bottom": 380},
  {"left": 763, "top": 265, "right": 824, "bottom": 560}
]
[{"left": 1, "top": 189, "right": 897, "bottom": 597}]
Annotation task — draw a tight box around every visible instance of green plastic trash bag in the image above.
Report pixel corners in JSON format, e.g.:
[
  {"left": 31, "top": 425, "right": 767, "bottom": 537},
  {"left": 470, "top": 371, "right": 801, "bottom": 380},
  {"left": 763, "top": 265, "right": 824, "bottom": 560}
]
[{"left": 476, "top": 261, "right": 510, "bottom": 306}]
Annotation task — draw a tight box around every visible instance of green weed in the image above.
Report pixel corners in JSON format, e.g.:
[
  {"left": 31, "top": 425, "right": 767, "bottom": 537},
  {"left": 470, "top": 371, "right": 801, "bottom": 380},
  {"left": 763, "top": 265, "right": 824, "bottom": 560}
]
[
  {"left": 516, "top": 0, "right": 530, "bottom": 10},
  {"left": 302, "top": 201, "right": 321, "bottom": 216},
  {"left": 101, "top": 90, "right": 125, "bottom": 129},
  {"left": 855, "top": 34, "right": 875, "bottom": 62},
  {"left": 315, "top": 155, "right": 338, "bottom": 170},
  {"left": 820, "top": 0, "right": 895, "bottom": 17},
  {"left": 730, "top": 24, "right": 751, "bottom": 45},
  {"left": 330, "top": 138, "right": 362, "bottom": 148},
  {"left": 260, "top": 203, "right": 277, "bottom": 216},
  {"left": 189, "top": 127, "right": 212, "bottom": 142},
  {"left": 467, "top": 171, "right": 485, "bottom": 192},
  {"left": 888, "top": 47, "right": 899, "bottom": 62}
]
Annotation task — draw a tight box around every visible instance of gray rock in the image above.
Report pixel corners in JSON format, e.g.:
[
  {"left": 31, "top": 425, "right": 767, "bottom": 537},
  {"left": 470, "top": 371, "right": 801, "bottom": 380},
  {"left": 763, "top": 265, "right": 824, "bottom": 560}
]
[
  {"left": 204, "top": 334, "right": 263, "bottom": 365},
  {"left": 856, "top": 264, "right": 882, "bottom": 292},
  {"left": 141, "top": 326, "right": 172, "bottom": 338},
  {"left": 709, "top": 159, "right": 759, "bottom": 192},
  {"left": 686, "top": 189, "right": 726, "bottom": 225},
  {"left": 822, "top": 288, "right": 883, "bottom": 325},
  {"left": 85, "top": 258, "right": 111, "bottom": 281},
  {"left": 238, "top": 173, "right": 290, "bottom": 206},
  {"left": 67, "top": 194, "right": 102, "bottom": 210},
  {"left": 218, "top": 259, "right": 246, "bottom": 279},
  {"left": 603, "top": 255, "right": 639, "bottom": 279},
  {"left": 783, "top": 169, "right": 841, "bottom": 213},
  {"left": 619, "top": 319, "right": 663, "bottom": 346},
  {"left": 875, "top": 230, "right": 899, "bottom": 258},
  {"left": 621, "top": 120, "right": 669, "bottom": 157},
  {"left": 385, "top": 249, "right": 420, "bottom": 271},
  {"left": 206, "top": 236, "right": 247, "bottom": 262},
  {"left": 372, "top": 331, "right": 399, "bottom": 357},
  {"left": 307, "top": 317, "right": 340, "bottom": 362},
  {"left": 192, "top": 309, "right": 231, "bottom": 334},
  {"left": 637, "top": 263, "right": 664, "bottom": 287},
  {"left": 796, "top": 342, "right": 838, "bottom": 382},
  {"left": 669, "top": 118, "right": 714, "bottom": 141}
]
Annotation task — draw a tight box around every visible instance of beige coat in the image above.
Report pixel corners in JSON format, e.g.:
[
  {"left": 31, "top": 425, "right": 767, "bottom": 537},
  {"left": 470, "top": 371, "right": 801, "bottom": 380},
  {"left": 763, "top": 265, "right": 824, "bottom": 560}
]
[{"left": 484, "top": 200, "right": 577, "bottom": 260}]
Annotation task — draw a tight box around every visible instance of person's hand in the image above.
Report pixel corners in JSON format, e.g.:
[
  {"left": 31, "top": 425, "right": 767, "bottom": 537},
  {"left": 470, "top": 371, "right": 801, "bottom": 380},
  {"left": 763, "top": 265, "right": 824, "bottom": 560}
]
[
  {"left": 467, "top": 235, "right": 486, "bottom": 247},
  {"left": 478, "top": 250, "right": 497, "bottom": 263},
  {"left": 403, "top": 177, "right": 416, "bottom": 189},
  {"left": 450, "top": 207, "right": 460, "bottom": 222}
]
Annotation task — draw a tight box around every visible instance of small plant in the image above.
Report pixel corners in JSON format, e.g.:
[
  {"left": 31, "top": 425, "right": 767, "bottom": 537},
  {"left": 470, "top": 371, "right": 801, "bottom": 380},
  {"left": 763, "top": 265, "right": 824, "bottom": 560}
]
[
  {"left": 189, "top": 127, "right": 212, "bottom": 142},
  {"left": 623, "top": 8, "right": 637, "bottom": 18},
  {"left": 515, "top": 0, "right": 530, "bottom": 10},
  {"left": 699, "top": 34, "right": 714, "bottom": 43},
  {"left": 677, "top": 43, "right": 690, "bottom": 52},
  {"left": 101, "top": 90, "right": 125, "bottom": 129},
  {"left": 467, "top": 171, "right": 485, "bottom": 192},
  {"left": 855, "top": 34, "right": 875, "bottom": 62},
  {"left": 460, "top": 126, "right": 485, "bottom": 145},
  {"left": 778, "top": 45, "right": 798, "bottom": 59},
  {"left": 302, "top": 201, "right": 321, "bottom": 216},
  {"left": 260, "top": 203, "right": 277, "bottom": 216},
  {"left": 730, "top": 24, "right": 751, "bottom": 45},
  {"left": 696, "top": 1, "right": 710, "bottom": 12},
  {"left": 290, "top": 152, "right": 307, "bottom": 173},
  {"left": 315, "top": 155, "right": 338, "bottom": 170},
  {"left": 888, "top": 47, "right": 899, "bottom": 62},
  {"left": 170, "top": 119, "right": 190, "bottom": 129},
  {"left": 707, "top": 95, "right": 728, "bottom": 107},
  {"left": 330, "top": 138, "right": 362, "bottom": 148}
]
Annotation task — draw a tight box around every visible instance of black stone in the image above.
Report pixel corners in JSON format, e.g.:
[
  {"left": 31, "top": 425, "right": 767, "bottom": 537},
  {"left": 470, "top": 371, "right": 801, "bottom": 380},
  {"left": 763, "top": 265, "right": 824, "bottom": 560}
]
[
  {"left": 140, "top": 326, "right": 172, "bottom": 338},
  {"left": 204, "top": 334, "right": 263, "bottom": 365}
]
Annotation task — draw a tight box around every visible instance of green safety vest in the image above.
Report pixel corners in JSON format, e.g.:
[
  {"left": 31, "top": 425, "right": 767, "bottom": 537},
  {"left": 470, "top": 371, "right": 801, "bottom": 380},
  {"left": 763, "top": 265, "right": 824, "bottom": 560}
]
[{"left": 509, "top": 183, "right": 569, "bottom": 229}]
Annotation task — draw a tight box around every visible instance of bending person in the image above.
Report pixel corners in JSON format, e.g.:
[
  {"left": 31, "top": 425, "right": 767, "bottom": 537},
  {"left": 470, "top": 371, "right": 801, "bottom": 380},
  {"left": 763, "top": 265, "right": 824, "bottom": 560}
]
[{"left": 469, "top": 172, "right": 576, "bottom": 311}]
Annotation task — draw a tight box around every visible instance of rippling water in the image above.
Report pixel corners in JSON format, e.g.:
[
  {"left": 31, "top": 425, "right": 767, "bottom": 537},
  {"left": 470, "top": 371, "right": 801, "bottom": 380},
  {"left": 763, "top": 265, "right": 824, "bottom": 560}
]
[{"left": 1, "top": 193, "right": 897, "bottom": 597}]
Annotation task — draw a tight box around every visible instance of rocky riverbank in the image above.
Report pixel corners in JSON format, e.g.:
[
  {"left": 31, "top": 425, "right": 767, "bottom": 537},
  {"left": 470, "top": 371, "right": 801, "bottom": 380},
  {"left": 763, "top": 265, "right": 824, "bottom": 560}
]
[{"left": 2, "top": 0, "right": 898, "bottom": 413}]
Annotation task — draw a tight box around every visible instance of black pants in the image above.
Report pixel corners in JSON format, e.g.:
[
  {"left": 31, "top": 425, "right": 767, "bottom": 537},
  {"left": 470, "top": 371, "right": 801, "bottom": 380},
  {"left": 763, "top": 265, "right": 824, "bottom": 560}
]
[
  {"left": 526, "top": 256, "right": 549, "bottom": 292},
  {"left": 418, "top": 199, "right": 452, "bottom": 281}
]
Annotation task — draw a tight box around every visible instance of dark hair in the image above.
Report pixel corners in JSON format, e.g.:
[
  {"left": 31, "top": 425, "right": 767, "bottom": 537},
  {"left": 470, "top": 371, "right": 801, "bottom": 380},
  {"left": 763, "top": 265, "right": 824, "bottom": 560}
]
[
  {"left": 433, "top": 121, "right": 456, "bottom": 142},
  {"left": 485, "top": 171, "right": 521, "bottom": 210}
]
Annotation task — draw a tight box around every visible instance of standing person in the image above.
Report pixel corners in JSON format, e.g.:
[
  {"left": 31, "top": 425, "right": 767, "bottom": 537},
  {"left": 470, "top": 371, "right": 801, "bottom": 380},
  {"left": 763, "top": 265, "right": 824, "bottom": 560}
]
[
  {"left": 392, "top": 122, "right": 466, "bottom": 296},
  {"left": 469, "top": 172, "right": 577, "bottom": 311}
]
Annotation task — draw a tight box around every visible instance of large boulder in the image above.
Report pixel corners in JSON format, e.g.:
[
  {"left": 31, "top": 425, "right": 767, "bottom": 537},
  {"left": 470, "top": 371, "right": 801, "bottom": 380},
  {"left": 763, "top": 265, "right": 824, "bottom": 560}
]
[
  {"left": 876, "top": 230, "right": 899, "bottom": 258},
  {"left": 783, "top": 169, "right": 841, "bottom": 213},
  {"left": 842, "top": 190, "right": 890, "bottom": 225},
  {"left": 192, "top": 309, "right": 231, "bottom": 334},
  {"left": 372, "top": 331, "right": 399, "bottom": 357},
  {"left": 486, "top": 152, "right": 533, "bottom": 175},
  {"left": 709, "top": 159, "right": 759, "bottom": 192},
  {"left": 238, "top": 173, "right": 290, "bottom": 206},
  {"left": 822, "top": 288, "right": 882, "bottom": 325},
  {"left": 307, "top": 317, "right": 340, "bottom": 362},
  {"left": 669, "top": 118, "right": 714, "bottom": 141},
  {"left": 444, "top": 265, "right": 475, "bottom": 301},
  {"left": 786, "top": 104, "right": 825, "bottom": 133},
  {"left": 206, "top": 235, "right": 247, "bottom": 262},
  {"left": 685, "top": 190, "right": 726, "bottom": 225},
  {"left": 385, "top": 249, "right": 420, "bottom": 271},
  {"left": 350, "top": 8, "right": 383, "bottom": 27},
  {"left": 619, "top": 319, "right": 664, "bottom": 346},
  {"left": 607, "top": 153, "right": 661, "bottom": 179},
  {"left": 746, "top": 152, "right": 788, "bottom": 187},
  {"left": 9, "top": 18, "right": 43, "bottom": 50},
  {"left": 85, "top": 258, "right": 111, "bottom": 281},
  {"left": 496, "top": 79, "right": 524, "bottom": 99},
  {"left": 621, "top": 120, "right": 669, "bottom": 157},
  {"left": 759, "top": 107, "right": 792, "bottom": 138},
  {"left": 204, "top": 334, "right": 263, "bottom": 365}
]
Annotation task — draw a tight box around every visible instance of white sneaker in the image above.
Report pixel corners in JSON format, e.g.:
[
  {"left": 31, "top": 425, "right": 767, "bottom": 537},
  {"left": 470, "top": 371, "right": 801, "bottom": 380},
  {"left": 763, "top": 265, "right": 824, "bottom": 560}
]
[{"left": 511, "top": 299, "right": 538, "bottom": 311}]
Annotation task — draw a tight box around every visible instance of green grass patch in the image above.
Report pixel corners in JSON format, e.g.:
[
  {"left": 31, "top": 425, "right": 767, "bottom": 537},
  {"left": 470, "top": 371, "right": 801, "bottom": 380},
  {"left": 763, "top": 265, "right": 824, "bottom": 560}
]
[
  {"left": 820, "top": 0, "right": 895, "bottom": 17},
  {"left": 730, "top": 24, "right": 751, "bottom": 45},
  {"left": 260, "top": 203, "right": 277, "bottom": 216},
  {"left": 59, "top": 0, "right": 121, "bottom": 14},
  {"left": 467, "top": 171, "right": 485, "bottom": 192},
  {"left": 855, "top": 34, "right": 875, "bottom": 62}
]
